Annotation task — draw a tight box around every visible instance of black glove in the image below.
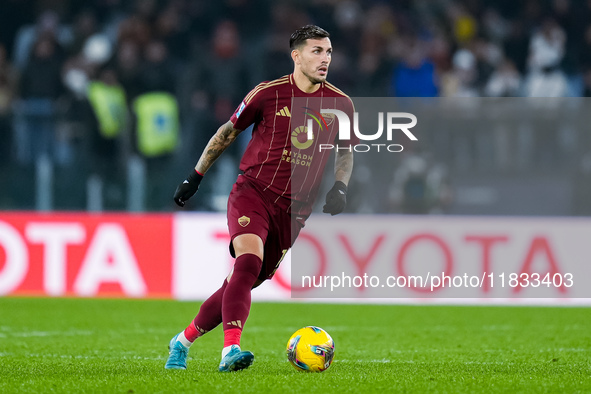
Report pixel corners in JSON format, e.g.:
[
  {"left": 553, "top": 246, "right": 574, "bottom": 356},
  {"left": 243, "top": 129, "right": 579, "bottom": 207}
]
[
  {"left": 173, "top": 170, "right": 203, "bottom": 207},
  {"left": 323, "top": 181, "right": 347, "bottom": 215}
]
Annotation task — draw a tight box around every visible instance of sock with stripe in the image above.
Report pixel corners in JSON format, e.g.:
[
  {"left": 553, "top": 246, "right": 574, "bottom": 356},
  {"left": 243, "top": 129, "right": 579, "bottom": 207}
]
[{"left": 221, "top": 253, "right": 262, "bottom": 348}]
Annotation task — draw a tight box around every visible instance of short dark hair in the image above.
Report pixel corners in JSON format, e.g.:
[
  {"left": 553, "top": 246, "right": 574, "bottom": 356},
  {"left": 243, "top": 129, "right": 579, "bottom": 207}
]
[{"left": 289, "top": 25, "right": 330, "bottom": 50}]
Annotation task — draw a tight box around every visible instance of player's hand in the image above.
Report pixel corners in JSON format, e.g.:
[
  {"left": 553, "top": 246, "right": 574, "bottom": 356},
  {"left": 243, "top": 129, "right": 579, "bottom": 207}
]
[
  {"left": 323, "top": 181, "right": 347, "bottom": 215},
  {"left": 173, "top": 170, "right": 203, "bottom": 207}
]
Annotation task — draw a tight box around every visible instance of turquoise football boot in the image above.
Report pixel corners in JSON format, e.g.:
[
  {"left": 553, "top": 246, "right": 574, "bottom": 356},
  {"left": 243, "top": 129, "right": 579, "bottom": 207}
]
[
  {"left": 165, "top": 333, "right": 189, "bottom": 370},
  {"left": 218, "top": 345, "right": 254, "bottom": 372}
]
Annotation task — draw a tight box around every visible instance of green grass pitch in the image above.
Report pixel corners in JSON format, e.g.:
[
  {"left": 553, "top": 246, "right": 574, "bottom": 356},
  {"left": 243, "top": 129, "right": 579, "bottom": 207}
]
[{"left": 0, "top": 298, "right": 589, "bottom": 393}]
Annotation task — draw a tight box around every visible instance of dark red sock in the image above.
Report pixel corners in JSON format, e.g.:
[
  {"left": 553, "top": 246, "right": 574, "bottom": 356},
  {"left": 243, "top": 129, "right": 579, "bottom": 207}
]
[
  {"left": 222, "top": 253, "right": 262, "bottom": 346},
  {"left": 184, "top": 279, "right": 228, "bottom": 342}
]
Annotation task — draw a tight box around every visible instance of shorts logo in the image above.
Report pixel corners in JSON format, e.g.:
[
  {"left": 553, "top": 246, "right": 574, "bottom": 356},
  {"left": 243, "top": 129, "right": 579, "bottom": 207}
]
[{"left": 238, "top": 216, "right": 250, "bottom": 227}]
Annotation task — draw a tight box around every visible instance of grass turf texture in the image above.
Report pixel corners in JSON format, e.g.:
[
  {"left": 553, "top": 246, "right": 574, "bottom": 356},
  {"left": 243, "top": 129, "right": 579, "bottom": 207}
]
[{"left": 0, "top": 298, "right": 589, "bottom": 393}]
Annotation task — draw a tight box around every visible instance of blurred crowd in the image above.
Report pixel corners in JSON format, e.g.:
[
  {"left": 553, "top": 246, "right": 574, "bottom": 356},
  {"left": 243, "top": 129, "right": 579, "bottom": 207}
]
[{"left": 0, "top": 0, "right": 590, "bottom": 211}]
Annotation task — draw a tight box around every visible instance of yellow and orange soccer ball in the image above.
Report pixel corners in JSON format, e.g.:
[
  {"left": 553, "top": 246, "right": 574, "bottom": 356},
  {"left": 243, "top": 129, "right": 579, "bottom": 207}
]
[{"left": 286, "top": 326, "right": 335, "bottom": 372}]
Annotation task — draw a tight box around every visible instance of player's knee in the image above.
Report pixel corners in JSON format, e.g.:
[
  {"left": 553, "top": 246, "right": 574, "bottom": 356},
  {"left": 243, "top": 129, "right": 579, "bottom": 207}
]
[{"left": 232, "top": 233, "right": 264, "bottom": 260}]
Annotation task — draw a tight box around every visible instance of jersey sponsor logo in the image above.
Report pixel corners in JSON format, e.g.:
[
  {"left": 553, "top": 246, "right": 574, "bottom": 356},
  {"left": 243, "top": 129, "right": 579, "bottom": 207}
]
[
  {"left": 291, "top": 126, "right": 314, "bottom": 150},
  {"left": 238, "top": 216, "right": 250, "bottom": 227},
  {"left": 236, "top": 102, "right": 246, "bottom": 118},
  {"left": 291, "top": 107, "right": 330, "bottom": 150},
  {"left": 281, "top": 149, "right": 313, "bottom": 167},
  {"left": 275, "top": 106, "right": 291, "bottom": 117}
]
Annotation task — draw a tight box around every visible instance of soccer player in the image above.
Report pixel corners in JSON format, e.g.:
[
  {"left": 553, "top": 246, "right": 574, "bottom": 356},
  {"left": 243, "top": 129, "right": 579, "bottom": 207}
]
[{"left": 165, "top": 25, "right": 354, "bottom": 372}]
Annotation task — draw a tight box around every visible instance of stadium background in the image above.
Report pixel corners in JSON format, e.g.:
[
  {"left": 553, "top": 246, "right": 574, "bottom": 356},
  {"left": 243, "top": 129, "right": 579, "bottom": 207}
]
[
  {"left": 0, "top": 0, "right": 591, "bottom": 214},
  {"left": 1, "top": 2, "right": 590, "bottom": 393}
]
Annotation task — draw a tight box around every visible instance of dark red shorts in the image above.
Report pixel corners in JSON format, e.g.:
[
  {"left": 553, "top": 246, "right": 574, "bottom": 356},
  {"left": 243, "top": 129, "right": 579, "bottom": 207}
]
[{"left": 227, "top": 175, "right": 304, "bottom": 281}]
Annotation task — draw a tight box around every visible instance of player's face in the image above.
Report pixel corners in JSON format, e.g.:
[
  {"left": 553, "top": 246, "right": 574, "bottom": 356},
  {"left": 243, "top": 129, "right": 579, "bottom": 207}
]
[{"left": 296, "top": 38, "right": 332, "bottom": 84}]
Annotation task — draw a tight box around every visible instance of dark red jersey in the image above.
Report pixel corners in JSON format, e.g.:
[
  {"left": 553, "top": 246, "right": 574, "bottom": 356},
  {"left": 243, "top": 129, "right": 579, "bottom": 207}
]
[{"left": 229, "top": 74, "right": 353, "bottom": 216}]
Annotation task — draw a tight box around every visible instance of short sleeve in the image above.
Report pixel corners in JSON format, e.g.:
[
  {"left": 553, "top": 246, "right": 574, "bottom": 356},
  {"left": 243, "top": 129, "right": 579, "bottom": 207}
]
[{"left": 229, "top": 85, "right": 265, "bottom": 131}]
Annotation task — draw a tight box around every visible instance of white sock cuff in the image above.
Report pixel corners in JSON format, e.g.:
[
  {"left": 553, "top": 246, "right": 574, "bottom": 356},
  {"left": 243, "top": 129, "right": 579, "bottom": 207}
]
[
  {"left": 221, "top": 345, "right": 239, "bottom": 359},
  {"left": 178, "top": 331, "right": 193, "bottom": 348}
]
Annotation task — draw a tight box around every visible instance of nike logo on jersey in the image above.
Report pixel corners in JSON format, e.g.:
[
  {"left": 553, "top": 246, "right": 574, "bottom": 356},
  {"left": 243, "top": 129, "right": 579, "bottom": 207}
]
[
  {"left": 275, "top": 106, "right": 291, "bottom": 117},
  {"left": 183, "top": 180, "right": 189, "bottom": 184}
]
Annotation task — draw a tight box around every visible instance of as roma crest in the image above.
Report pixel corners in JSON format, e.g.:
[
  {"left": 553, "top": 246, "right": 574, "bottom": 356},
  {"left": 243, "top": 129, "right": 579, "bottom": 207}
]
[{"left": 238, "top": 216, "right": 250, "bottom": 227}]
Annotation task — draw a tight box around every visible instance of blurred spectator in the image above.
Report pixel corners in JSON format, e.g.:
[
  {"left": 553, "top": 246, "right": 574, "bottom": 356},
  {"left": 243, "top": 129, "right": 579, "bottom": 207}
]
[
  {"left": 0, "top": 43, "right": 18, "bottom": 166},
  {"left": 580, "top": 24, "right": 591, "bottom": 96},
  {"left": 527, "top": 17, "right": 566, "bottom": 68},
  {"left": 211, "top": 0, "right": 271, "bottom": 41},
  {"left": 12, "top": 10, "right": 70, "bottom": 70},
  {"left": 199, "top": 20, "right": 252, "bottom": 127},
  {"left": 19, "top": 31, "right": 65, "bottom": 84},
  {"left": 387, "top": 151, "right": 452, "bottom": 214},
  {"left": 472, "top": 37, "right": 503, "bottom": 89},
  {"left": 132, "top": 38, "right": 179, "bottom": 159},
  {"left": 133, "top": 0, "right": 159, "bottom": 22},
  {"left": 0, "top": 0, "right": 589, "bottom": 213},
  {"left": 138, "top": 39, "right": 177, "bottom": 94},
  {"left": 356, "top": 29, "right": 393, "bottom": 96},
  {"left": 584, "top": 70, "right": 591, "bottom": 97},
  {"left": 60, "top": 32, "right": 114, "bottom": 170},
  {"left": 523, "top": 17, "right": 568, "bottom": 97},
  {"left": 67, "top": 9, "right": 99, "bottom": 56},
  {"left": 117, "top": 14, "right": 151, "bottom": 49},
  {"left": 154, "top": 2, "right": 192, "bottom": 62},
  {"left": 446, "top": 2, "right": 478, "bottom": 46},
  {"left": 112, "top": 39, "right": 142, "bottom": 101},
  {"left": 87, "top": 67, "right": 127, "bottom": 162},
  {"left": 13, "top": 33, "right": 65, "bottom": 165},
  {"left": 62, "top": 34, "right": 113, "bottom": 99},
  {"left": 132, "top": 86, "right": 180, "bottom": 211},
  {"left": 440, "top": 49, "right": 479, "bottom": 97},
  {"left": 333, "top": 0, "right": 363, "bottom": 38},
  {"left": 0, "top": 0, "right": 31, "bottom": 61},
  {"left": 85, "top": 66, "right": 129, "bottom": 211},
  {"left": 427, "top": 33, "right": 452, "bottom": 74},
  {"left": 484, "top": 58, "right": 522, "bottom": 97},
  {"left": 390, "top": 38, "right": 438, "bottom": 97},
  {"left": 481, "top": 7, "right": 510, "bottom": 43},
  {"left": 552, "top": 0, "right": 588, "bottom": 78},
  {"left": 503, "top": 21, "right": 530, "bottom": 75},
  {"left": 132, "top": 37, "right": 180, "bottom": 211},
  {"left": 263, "top": 3, "right": 311, "bottom": 81},
  {"left": 354, "top": 4, "right": 396, "bottom": 96}
]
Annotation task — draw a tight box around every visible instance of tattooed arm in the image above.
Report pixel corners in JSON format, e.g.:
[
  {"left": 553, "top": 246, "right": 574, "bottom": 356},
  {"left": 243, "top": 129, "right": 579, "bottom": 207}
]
[
  {"left": 334, "top": 149, "right": 354, "bottom": 185},
  {"left": 173, "top": 120, "right": 243, "bottom": 207},
  {"left": 195, "top": 120, "right": 242, "bottom": 174}
]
